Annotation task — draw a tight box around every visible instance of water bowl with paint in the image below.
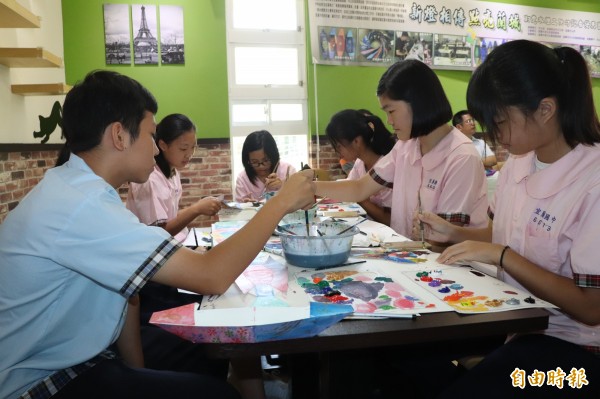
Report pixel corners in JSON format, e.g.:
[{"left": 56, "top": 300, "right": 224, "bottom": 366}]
[{"left": 277, "top": 221, "right": 359, "bottom": 268}]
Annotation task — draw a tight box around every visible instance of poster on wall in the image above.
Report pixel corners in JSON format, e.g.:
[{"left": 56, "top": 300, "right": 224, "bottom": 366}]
[
  {"left": 103, "top": 4, "right": 131, "bottom": 65},
  {"left": 308, "top": 0, "right": 600, "bottom": 77},
  {"left": 159, "top": 5, "right": 185, "bottom": 65},
  {"left": 132, "top": 4, "right": 159, "bottom": 65}
]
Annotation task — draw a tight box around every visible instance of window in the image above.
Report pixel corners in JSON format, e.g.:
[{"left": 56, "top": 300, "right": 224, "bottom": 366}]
[{"left": 226, "top": 0, "right": 308, "bottom": 190}]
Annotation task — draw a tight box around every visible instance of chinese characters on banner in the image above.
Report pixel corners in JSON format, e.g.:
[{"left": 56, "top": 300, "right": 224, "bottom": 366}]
[{"left": 308, "top": 0, "right": 600, "bottom": 77}]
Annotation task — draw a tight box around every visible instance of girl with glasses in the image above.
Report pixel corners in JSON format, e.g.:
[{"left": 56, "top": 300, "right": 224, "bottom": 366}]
[{"left": 235, "top": 130, "right": 297, "bottom": 202}]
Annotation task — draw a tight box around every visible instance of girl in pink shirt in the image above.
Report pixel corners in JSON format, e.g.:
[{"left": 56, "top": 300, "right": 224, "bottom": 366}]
[
  {"left": 314, "top": 60, "right": 488, "bottom": 243},
  {"left": 126, "top": 114, "right": 221, "bottom": 242},
  {"left": 326, "top": 109, "right": 395, "bottom": 225},
  {"left": 235, "top": 130, "right": 297, "bottom": 202},
  {"left": 423, "top": 40, "right": 600, "bottom": 398}
]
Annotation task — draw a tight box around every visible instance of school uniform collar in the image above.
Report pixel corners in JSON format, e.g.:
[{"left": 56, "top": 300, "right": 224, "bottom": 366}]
[
  {"left": 513, "top": 144, "right": 598, "bottom": 198},
  {"left": 411, "top": 127, "right": 472, "bottom": 169}
]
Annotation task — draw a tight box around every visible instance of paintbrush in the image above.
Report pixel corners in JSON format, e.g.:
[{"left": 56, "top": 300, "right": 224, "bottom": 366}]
[
  {"left": 259, "top": 160, "right": 281, "bottom": 199},
  {"left": 315, "top": 260, "right": 366, "bottom": 271},
  {"left": 305, "top": 210, "right": 311, "bottom": 236},
  {"left": 276, "top": 225, "right": 297, "bottom": 235},
  {"left": 417, "top": 190, "right": 426, "bottom": 249},
  {"left": 336, "top": 217, "right": 367, "bottom": 235}
]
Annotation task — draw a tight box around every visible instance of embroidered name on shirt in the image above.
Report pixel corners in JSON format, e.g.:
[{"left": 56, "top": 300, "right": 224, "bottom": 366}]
[
  {"left": 532, "top": 208, "right": 557, "bottom": 232},
  {"left": 426, "top": 178, "right": 438, "bottom": 190}
]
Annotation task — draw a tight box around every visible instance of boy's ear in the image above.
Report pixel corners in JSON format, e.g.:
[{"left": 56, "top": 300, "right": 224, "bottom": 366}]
[{"left": 109, "top": 122, "right": 129, "bottom": 151}]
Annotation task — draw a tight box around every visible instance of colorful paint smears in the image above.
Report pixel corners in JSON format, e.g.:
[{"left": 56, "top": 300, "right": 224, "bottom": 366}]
[
  {"left": 405, "top": 267, "right": 553, "bottom": 313},
  {"left": 296, "top": 270, "right": 434, "bottom": 316}
]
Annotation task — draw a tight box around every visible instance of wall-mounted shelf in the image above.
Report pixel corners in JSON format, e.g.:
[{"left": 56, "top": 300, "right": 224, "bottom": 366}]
[
  {"left": 11, "top": 83, "right": 70, "bottom": 96},
  {"left": 0, "top": 0, "right": 40, "bottom": 28},
  {"left": 0, "top": 47, "right": 62, "bottom": 68}
]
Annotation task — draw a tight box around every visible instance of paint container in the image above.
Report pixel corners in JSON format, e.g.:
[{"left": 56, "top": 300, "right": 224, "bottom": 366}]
[{"left": 278, "top": 221, "right": 359, "bottom": 268}]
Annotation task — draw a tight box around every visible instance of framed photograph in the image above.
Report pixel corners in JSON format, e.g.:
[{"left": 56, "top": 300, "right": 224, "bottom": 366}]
[
  {"left": 132, "top": 4, "right": 158, "bottom": 65},
  {"left": 103, "top": 4, "right": 131, "bottom": 65},
  {"left": 159, "top": 5, "right": 185, "bottom": 65}
]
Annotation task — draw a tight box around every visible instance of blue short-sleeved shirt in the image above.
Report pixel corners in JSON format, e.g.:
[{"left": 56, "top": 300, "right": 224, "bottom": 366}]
[{"left": 0, "top": 154, "right": 181, "bottom": 399}]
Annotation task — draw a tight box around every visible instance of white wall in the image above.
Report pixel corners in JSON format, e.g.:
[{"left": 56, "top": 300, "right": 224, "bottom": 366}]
[{"left": 0, "top": 0, "right": 66, "bottom": 144}]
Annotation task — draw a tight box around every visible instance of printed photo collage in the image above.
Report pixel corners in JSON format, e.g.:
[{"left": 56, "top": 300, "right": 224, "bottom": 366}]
[{"left": 317, "top": 26, "right": 600, "bottom": 77}]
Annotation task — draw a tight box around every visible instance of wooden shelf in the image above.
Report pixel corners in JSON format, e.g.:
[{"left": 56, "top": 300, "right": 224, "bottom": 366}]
[
  {"left": 0, "top": 47, "right": 62, "bottom": 68},
  {"left": 11, "top": 83, "right": 70, "bottom": 96},
  {"left": 0, "top": 0, "right": 40, "bottom": 28}
]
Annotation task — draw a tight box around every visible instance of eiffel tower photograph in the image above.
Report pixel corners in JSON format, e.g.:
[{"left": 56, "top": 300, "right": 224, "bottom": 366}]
[{"left": 132, "top": 4, "right": 158, "bottom": 65}]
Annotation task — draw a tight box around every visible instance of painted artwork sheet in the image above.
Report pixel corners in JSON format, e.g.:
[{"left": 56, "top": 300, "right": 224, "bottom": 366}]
[
  {"left": 317, "top": 202, "right": 366, "bottom": 217},
  {"left": 352, "top": 248, "right": 431, "bottom": 264},
  {"left": 235, "top": 255, "right": 288, "bottom": 302},
  {"left": 403, "top": 266, "right": 555, "bottom": 313},
  {"left": 295, "top": 269, "right": 442, "bottom": 317},
  {"left": 150, "top": 302, "right": 353, "bottom": 343},
  {"left": 211, "top": 220, "right": 248, "bottom": 246}
]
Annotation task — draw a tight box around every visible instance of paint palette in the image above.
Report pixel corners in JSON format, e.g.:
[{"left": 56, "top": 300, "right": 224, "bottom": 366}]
[
  {"left": 354, "top": 249, "right": 430, "bottom": 264},
  {"left": 404, "top": 267, "right": 555, "bottom": 313},
  {"left": 317, "top": 202, "right": 366, "bottom": 217},
  {"left": 295, "top": 269, "right": 436, "bottom": 316}
]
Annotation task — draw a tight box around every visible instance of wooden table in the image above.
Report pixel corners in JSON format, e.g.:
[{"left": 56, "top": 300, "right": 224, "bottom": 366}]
[{"left": 198, "top": 307, "right": 549, "bottom": 398}]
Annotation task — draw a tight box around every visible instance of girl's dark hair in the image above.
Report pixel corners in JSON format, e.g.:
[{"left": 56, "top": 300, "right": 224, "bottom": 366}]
[
  {"left": 241, "top": 130, "right": 281, "bottom": 185},
  {"left": 467, "top": 39, "right": 600, "bottom": 147},
  {"left": 155, "top": 114, "right": 197, "bottom": 178},
  {"left": 326, "top": 109, "right": 395, "bottom": 156},
  {"left": 376, "top": 59, "right": 452, "bottom": 138},
  {"left": 57, "top": 70, "right": 158, "bottom": 166}
]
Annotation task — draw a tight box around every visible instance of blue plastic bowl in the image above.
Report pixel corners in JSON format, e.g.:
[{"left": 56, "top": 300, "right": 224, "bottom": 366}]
[{"left": 278, "top": 221, "right": 359, "bottom": 268}]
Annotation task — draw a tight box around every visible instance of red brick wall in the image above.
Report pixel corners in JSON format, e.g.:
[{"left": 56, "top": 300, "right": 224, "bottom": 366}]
[
  {"left": 0, "top": 138, "right": 343, "bottom": 227},
  {"left": 0, "top": 138, "right": 508, "bottom": 226}
]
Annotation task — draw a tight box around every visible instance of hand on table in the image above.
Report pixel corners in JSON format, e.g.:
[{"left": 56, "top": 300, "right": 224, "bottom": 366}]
[{"left": 437, "top": 240, "right": 505, "bottom": 266}]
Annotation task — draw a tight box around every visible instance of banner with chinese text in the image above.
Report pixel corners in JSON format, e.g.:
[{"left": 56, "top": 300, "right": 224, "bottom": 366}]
[{"left": 308, "top": 0, "right": 600, "bottom": 76}]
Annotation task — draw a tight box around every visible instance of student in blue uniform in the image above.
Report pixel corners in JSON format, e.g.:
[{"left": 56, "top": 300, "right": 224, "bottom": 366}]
[{"left": 0, "top": 70, "right": 314, "bottom": 399}]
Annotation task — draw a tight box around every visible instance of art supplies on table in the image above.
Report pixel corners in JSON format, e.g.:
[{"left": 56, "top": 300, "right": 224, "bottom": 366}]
[
  {"left": 348, "top": 218, "right": 408, "bottom": 248},
  {"left": 150, "top": 301, "right": 353, "bottom": 344},
  {"left": 211, "top": 220, "right": 248, "bottom": 245},
  {"left": 295, "top": 269, "right": 440, "bottom": 317},
  {"left": 183, "top": 228, "right": 212, "bottom": 248},
  {"left": 403, "top": 266, "right": 556, "bottom": 313},
  {"left": 316, "top": 202, "right": 366, "bottom": 217}
]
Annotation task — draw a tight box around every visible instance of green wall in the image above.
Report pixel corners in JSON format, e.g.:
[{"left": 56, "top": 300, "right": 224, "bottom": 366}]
[
  {"left": 308, "top": 0, "right": 600, "bottom": 134},
  {"left": 62, "top": 0, "right": 600, "bottom": 139},
  {"left": 61, "top": 0, "right": 228, "bottom": 139}
]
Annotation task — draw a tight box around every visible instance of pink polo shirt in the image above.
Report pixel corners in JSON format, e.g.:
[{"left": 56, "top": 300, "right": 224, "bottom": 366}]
[
  {"left": 234, "top": 161, "right": 297, "bottom": 202},
  {"left": 347, "top": 157, "right": 392, "bottom": 208},
  {"left": 491, "top": 144, "right": 600, "bottom": 347},
  {"left": 370, "top": 127, "right": 488, "bottom": 237},
  {"left": 126, "top": 165, "right": 188, "bottom": 242}
]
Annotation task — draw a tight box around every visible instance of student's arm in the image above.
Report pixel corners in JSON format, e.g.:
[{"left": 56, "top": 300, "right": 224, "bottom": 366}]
[
  {"left": 116, "top": 295, "right": 144, "bottom": 368},
  {"left": 483, "top": 154, "right": 497, "bottom": 169},
  {"left": 482, "top": 143, "right": 497, "bottom": 168},
  {"left": 437, "top": 241, "right": 600, "bottom": 325},
  {"left": 161, "top": 197, "right": 221, "bottom": 236},
  {"left": 358, "top": 199, "right": 391, "bottom": 226},
  {"left": 315, "top": 174, "right": 382, "bottom": 203},
  {"left": 418, "top": 211, "right": 493, "bottom": 244},
  {"left": 152, "top": 171, "right": 315, "bottom": 294}
]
